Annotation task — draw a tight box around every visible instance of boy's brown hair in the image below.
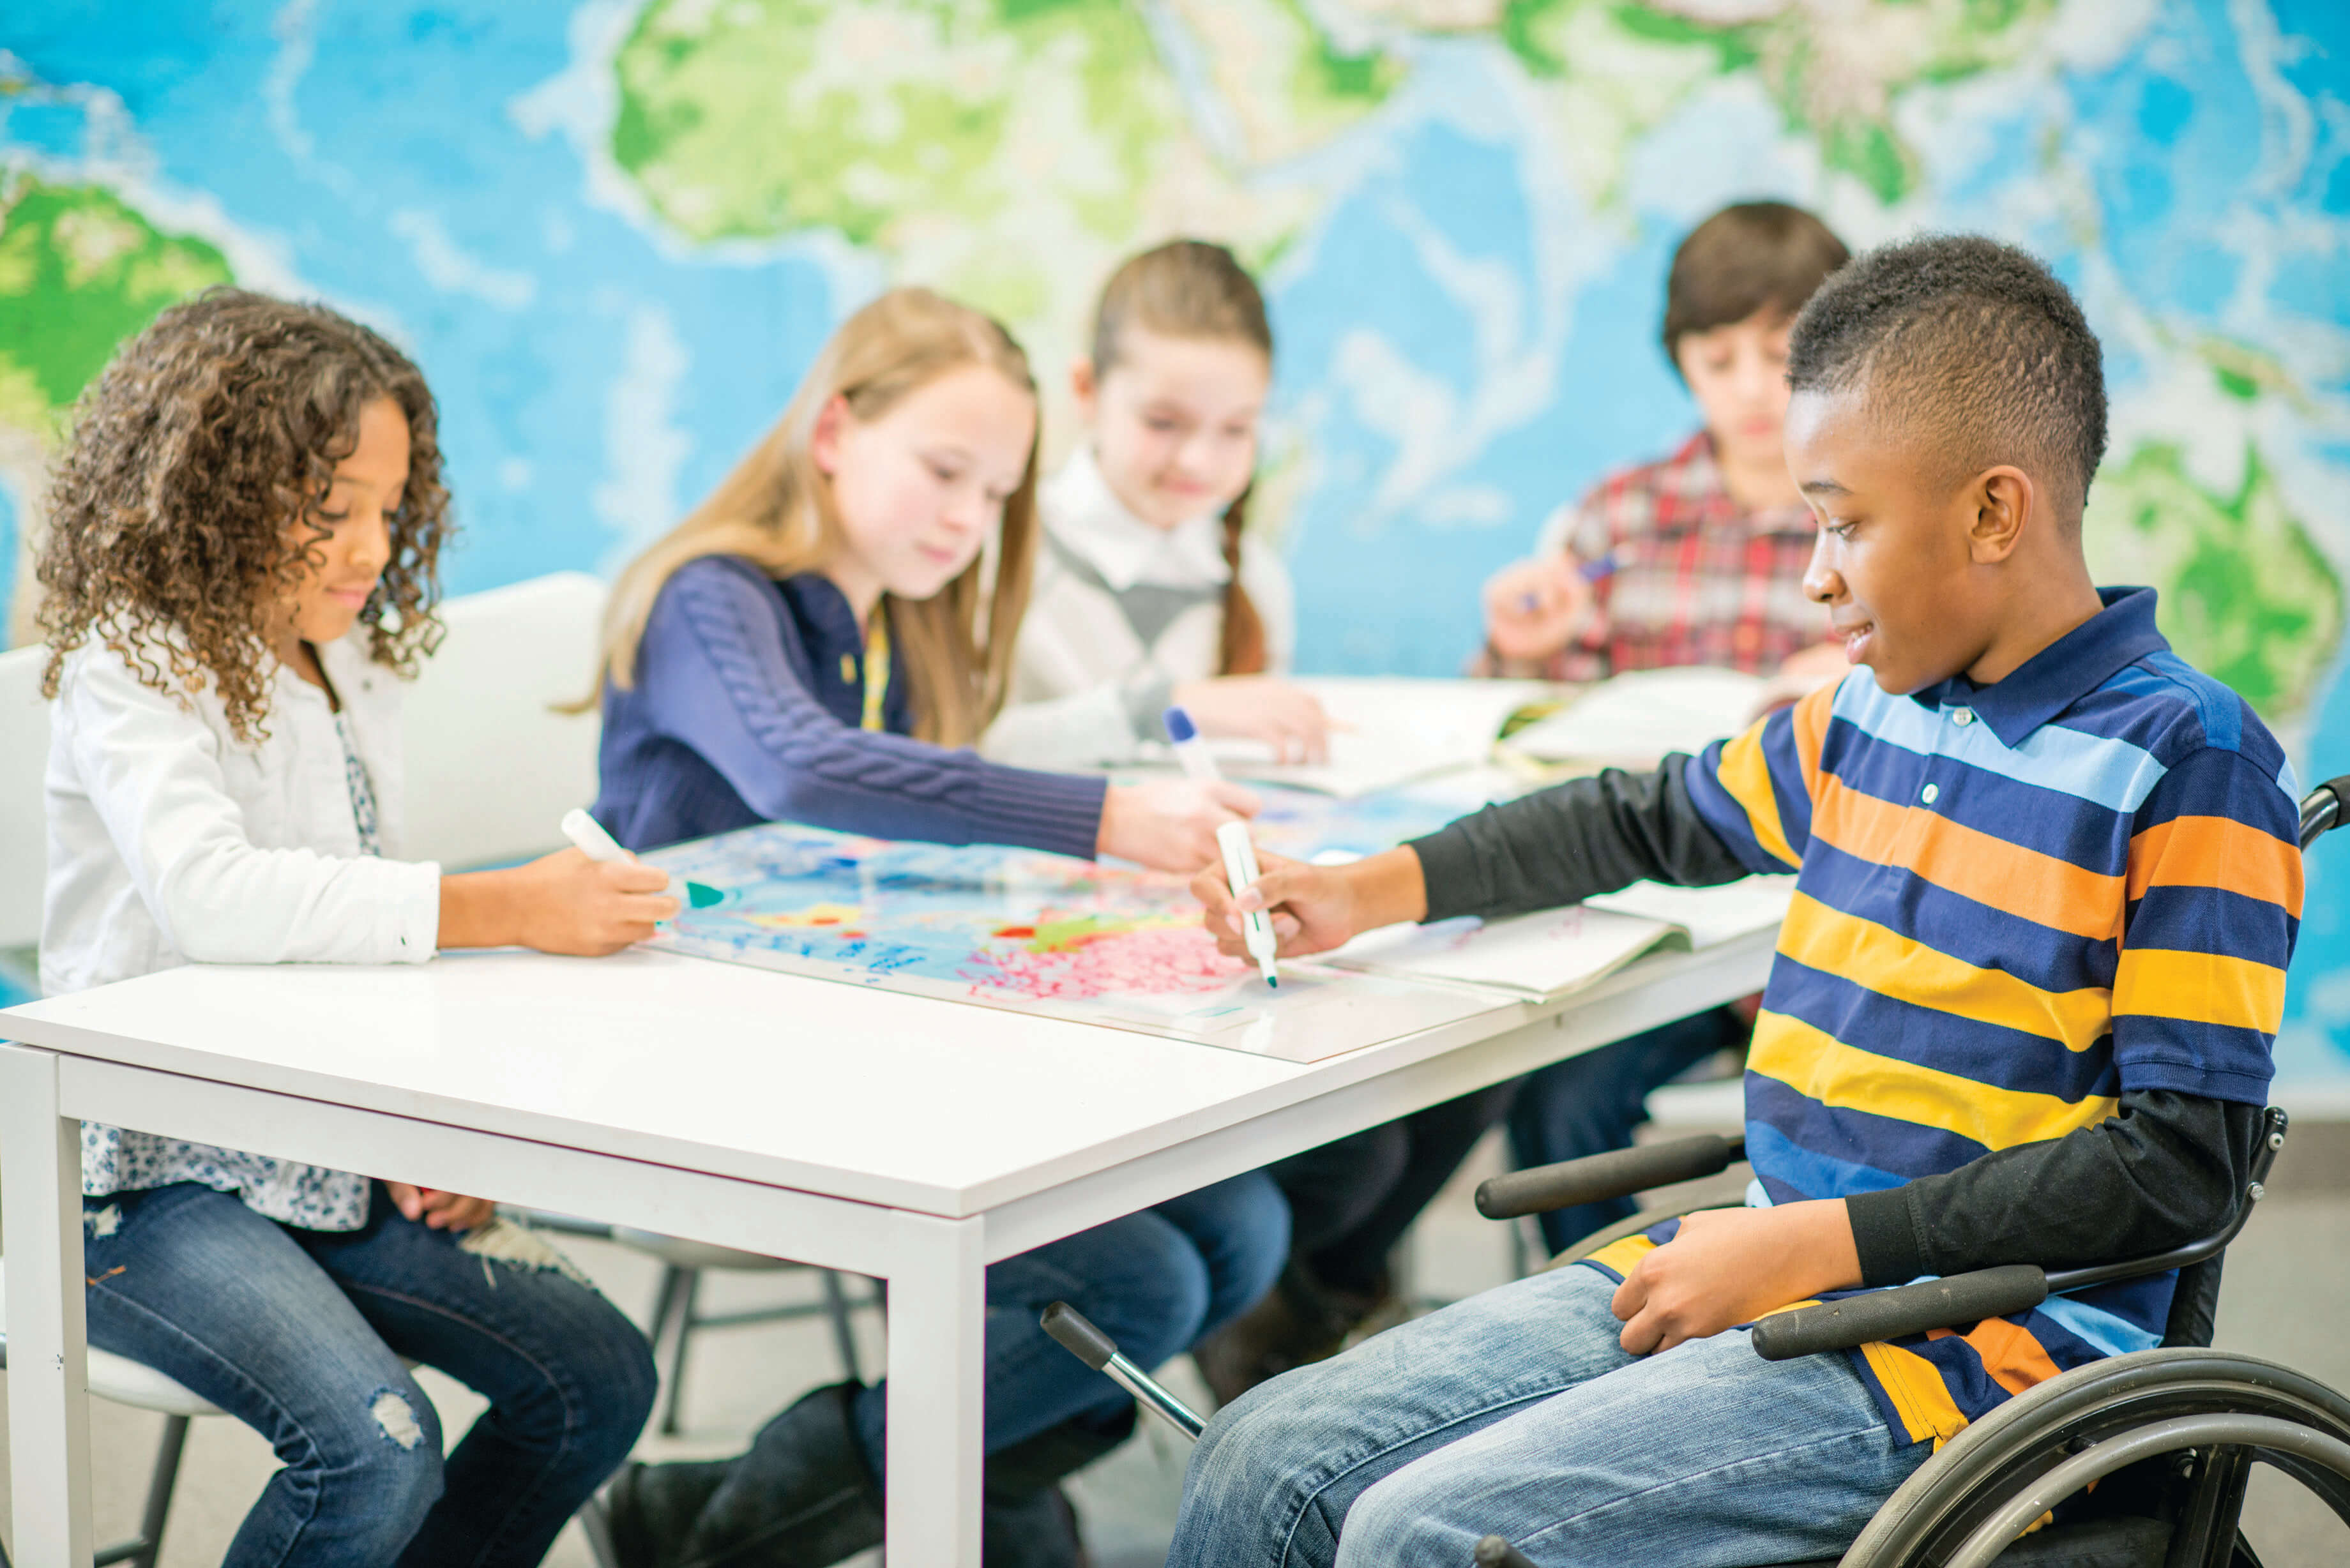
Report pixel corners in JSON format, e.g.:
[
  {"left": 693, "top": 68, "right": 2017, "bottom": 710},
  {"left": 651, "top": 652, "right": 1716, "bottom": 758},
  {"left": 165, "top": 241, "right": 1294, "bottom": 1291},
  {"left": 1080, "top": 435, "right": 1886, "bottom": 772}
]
[
  {"left": 36, "top": 287, "right": 452, "bottom": 744},
  {"left": 1662, "top": 201, "right": 1850, "bottom": 370},
  {"left": 1090, "top": 239, "right": 1273, "bottom": 677}
]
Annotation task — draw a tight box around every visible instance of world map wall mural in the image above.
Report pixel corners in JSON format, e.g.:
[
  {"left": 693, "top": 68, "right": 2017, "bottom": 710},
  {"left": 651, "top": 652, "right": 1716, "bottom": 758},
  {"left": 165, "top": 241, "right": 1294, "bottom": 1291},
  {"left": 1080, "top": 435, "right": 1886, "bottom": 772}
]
[{"left": 5, "top": 0, "right": 2348, "bottom": 1087}]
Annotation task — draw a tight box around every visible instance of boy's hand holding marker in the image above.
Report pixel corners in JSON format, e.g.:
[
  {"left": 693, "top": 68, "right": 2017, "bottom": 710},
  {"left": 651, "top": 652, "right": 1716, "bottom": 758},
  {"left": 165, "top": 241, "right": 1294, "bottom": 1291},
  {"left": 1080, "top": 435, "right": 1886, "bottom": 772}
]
[{"left": 1482, "top": 550, "right": 1618, "bottom": 662}]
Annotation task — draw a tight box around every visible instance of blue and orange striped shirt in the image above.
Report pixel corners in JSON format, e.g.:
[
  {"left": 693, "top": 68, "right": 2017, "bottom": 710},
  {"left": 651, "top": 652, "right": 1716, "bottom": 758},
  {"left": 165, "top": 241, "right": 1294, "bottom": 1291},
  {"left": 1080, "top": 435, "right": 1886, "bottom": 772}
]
[{"left": 1584, "top": 587, "right": 2301, "bottom": 1445}]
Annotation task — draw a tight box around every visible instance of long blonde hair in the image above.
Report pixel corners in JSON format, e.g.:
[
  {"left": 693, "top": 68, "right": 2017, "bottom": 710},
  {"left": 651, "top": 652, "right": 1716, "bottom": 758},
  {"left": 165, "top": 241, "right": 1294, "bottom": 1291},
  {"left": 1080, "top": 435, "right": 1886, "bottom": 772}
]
[
  {"left": 590, "top": 288, "right": 1042, "bottom": 747},
  {"left": 1090, "top": 240, "right": 1273, "bottom": 677}
]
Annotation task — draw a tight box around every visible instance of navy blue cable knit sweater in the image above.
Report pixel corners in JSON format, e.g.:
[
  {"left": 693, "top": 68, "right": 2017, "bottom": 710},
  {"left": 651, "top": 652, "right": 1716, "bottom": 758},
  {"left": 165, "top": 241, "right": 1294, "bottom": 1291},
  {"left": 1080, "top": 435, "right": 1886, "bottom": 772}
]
[{"left": 591, "top": 555, "right": 1108, "bottom": 856}]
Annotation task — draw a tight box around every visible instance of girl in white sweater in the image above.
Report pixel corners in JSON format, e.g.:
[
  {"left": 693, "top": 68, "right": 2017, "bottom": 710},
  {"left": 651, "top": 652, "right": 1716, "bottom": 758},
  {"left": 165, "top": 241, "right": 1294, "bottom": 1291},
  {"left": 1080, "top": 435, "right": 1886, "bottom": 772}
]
[
  {"left": 37, "top": 289, "right": 660, "bottom": 1566},
  {"left": 983, "top": 240, "right": 1331, "bottom": 769}
]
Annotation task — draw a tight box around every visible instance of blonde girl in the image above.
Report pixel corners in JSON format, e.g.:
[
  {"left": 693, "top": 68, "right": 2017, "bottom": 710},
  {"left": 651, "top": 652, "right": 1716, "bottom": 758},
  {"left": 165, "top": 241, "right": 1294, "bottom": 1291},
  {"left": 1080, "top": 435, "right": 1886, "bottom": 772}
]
[
  {"left": 589, "top": 287, "right": 1287, "bottom": 1567},
  {"left": 587, "top": 285, "right": 1252, "bottom": 868}
]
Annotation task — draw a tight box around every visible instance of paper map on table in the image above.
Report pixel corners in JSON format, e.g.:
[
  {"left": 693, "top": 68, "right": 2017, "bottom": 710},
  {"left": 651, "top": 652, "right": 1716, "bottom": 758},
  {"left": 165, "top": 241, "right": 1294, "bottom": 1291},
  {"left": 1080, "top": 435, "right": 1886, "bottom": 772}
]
[{"left": 641, "top": 789, "right": 1506, "bottom": 1064}]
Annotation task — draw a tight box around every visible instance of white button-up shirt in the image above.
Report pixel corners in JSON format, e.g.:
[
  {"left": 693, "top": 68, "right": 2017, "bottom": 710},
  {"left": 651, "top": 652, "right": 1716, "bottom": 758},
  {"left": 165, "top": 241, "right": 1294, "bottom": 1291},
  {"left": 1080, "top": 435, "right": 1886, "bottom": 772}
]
[
  {"left": 982, "top": 447, "right": 1296, "bottom": 769},
  {"left": 43, "top": 629, "right": 441, "bottom": 1229}
]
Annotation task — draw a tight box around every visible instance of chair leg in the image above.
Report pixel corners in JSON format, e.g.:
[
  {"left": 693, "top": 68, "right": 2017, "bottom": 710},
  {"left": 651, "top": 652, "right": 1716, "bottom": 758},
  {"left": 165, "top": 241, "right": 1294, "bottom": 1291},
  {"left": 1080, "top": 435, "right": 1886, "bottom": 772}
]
[
  {"left": 821, "top": 1269, "right": 862, "bottom": 1383},
  {"left": 129, "top": 1413, "right": 190, "bottom": 1568},
  {"left": 658, "top": 1268, "right": 703, "bottom": 1437}
]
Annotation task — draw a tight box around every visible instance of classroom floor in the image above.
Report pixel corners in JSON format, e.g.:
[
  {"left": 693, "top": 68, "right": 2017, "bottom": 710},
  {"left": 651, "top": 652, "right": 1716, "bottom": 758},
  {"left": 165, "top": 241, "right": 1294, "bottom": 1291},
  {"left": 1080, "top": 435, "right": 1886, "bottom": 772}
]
[{"left": 5, "top": 1122, "right": 2349, "bottom": 1568}]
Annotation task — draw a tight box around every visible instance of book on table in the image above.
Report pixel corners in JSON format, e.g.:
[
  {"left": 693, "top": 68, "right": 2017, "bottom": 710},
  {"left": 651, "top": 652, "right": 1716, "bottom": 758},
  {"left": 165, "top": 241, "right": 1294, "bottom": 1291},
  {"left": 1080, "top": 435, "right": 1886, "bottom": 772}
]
[
  {"left": 1499, "top": 666, "right": 1768, "bottom": 771},
  {"left": 1322, "top": 875, "right": 1794, "bottom": 1002}
]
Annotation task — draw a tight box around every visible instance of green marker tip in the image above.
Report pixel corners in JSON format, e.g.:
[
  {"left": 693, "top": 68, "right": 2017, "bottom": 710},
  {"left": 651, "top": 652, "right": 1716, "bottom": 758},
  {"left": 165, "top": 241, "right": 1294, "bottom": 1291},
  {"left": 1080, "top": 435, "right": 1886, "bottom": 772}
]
[{"left": 686, "top": 881, "right": 723, "bottom": 909}]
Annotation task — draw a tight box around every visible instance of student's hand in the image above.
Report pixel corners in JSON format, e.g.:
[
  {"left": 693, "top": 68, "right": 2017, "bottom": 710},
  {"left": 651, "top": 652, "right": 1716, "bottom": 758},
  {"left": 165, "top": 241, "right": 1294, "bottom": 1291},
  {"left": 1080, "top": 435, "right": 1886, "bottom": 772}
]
[
  {"left": 1171, "top": 676, "right": 1336, "bottom": 765},
  {"left": 1610, "top": 1200, "right": 1863, "bottom": 1355},
  {"left": 440, "top": 848, "right": 679, "bottom": 956},
  {"left": 1099, "top": 778, "right": 1261, "bottom": 873},
  {"left": 1191, "top": 845, "right": 1429, "bottom": 960},
  {"left": 1751, "top": 640, "right": 1849, "bottom": 717},
  {"left": 1483, "top": 555, "right": 1595, "bottom": 662},
  {"left": 384, "top": 1182, "right": 498, "bottom": 1232}
]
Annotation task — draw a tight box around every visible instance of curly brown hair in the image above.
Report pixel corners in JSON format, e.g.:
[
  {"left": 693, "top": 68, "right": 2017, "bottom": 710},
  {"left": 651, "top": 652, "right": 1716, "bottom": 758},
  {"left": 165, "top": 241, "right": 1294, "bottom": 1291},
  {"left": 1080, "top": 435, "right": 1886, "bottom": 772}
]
[{"left": 36, "top": 287, "right": 453, "bottom": 743}]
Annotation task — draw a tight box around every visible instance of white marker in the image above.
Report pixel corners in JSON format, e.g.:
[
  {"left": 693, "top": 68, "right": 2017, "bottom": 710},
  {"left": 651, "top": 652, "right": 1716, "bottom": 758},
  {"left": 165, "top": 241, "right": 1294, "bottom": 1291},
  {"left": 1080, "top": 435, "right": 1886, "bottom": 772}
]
[
  {"left": 1163, "top": 705, "right": 1220, "bottom": 784},
  {"left": 1217, "top": 819, "right": 1280, "bottom": 988},
  {"left": 559, "top": 810, "right": 718, "bottom": 911}
]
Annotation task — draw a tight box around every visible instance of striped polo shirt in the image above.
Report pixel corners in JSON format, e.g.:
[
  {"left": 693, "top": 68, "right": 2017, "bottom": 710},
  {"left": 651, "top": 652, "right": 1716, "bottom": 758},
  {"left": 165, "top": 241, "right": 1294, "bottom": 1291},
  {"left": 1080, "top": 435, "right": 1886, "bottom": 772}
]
[{"left": 1584, "top": 587, "right": 2302, "bottom": 1445}]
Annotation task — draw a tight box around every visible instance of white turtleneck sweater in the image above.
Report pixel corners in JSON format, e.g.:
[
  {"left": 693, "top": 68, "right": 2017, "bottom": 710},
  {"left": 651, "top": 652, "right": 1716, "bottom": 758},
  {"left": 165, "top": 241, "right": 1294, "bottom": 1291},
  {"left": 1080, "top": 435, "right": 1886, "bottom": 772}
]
[{"left": 982, "top": 447, "right": 1295, "bottom": 769}]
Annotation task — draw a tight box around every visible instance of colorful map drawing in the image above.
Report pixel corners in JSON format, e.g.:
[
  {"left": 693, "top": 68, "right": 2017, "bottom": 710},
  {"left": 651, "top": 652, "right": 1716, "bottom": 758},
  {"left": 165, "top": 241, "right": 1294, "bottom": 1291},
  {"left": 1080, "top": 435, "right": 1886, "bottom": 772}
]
[{"left": 642, "top": 790, "right": 1506, "bottom": 1064}]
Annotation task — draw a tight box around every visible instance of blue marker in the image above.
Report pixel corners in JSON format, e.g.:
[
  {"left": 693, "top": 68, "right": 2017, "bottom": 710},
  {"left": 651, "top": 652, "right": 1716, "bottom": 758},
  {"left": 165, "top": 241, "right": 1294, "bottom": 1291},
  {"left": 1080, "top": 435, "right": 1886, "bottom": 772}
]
[
  {"left": 1163, "top": 705, "right": 1224, "bottom": 785},
  {"left": 1519, "top": 551, "right": 1619, "bottom": 614}
]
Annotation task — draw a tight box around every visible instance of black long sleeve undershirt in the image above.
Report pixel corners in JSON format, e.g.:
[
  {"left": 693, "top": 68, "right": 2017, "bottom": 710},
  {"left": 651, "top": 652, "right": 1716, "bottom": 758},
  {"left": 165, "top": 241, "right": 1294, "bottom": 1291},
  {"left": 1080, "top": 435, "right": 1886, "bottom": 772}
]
[{"left": 1408, "top": 760, "right": 2259, "bottom": 1325}]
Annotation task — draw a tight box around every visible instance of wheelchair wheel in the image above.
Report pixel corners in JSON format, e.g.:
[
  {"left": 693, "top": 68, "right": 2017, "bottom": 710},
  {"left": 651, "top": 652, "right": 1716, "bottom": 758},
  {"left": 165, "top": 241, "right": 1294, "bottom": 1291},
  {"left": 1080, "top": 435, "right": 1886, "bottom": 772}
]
[{"left": 1837, "top": 1348, "right": 2350, "bottom": 1568}]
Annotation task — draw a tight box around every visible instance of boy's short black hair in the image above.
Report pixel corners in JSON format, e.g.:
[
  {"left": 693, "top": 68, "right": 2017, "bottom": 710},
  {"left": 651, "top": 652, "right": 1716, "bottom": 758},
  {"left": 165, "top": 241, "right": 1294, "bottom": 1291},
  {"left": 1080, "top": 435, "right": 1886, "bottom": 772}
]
[{"left": 1785, "top": 234, "right": 2107, "bottom": 523}]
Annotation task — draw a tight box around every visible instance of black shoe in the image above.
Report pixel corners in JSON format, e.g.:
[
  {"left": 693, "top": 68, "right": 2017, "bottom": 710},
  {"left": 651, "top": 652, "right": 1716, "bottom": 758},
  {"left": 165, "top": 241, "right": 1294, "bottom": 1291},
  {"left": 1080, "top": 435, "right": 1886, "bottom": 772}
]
[
  {"left": 603, "top": 1459, "right": 731, "bottom": 1568},
  {"left": 983, "top": 1482, "right": 1089, "bottom": 1568},
  {"left": 671, "top": 1382, "right": 886, "bottom": 1568}
]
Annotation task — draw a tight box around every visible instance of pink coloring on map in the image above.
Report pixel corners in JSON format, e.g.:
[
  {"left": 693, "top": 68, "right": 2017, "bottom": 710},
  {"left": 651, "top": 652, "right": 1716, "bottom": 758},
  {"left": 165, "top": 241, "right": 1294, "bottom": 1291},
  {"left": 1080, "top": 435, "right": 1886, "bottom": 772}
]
[{"left": 987, "top": 924, "right": 1248, "bottom": 1000}]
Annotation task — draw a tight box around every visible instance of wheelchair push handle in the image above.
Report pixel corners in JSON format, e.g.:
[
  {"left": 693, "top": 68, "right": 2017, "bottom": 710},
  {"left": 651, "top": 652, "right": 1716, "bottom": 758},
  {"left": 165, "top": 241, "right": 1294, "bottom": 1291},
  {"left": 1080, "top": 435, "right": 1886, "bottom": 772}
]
[
  {"left": 1040, "top": 1301, "right": 1207, "bottom": 1442},
  {"left": 2301, "top": 774, "right": 2350, "bottom": 849},
  {"left": 1475, "top": 1133, "right": 1745, "bottom": 1221}
]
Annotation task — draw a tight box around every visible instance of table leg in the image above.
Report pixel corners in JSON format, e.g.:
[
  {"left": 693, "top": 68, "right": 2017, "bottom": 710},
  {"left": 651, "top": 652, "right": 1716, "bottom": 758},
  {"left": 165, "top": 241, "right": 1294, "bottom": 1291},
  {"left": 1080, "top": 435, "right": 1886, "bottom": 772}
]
[
  {"left": 1, "top": 1044, "right": 93, "bottom": 1567},
  {"left": 884, "top": 1211, "right": 986, "bottom": 1564}
]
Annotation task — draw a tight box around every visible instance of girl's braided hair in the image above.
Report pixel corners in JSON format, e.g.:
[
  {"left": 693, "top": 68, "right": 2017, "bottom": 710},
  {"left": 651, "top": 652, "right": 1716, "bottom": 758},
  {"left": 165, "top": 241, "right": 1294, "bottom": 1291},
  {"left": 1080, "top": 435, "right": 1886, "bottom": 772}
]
[{"left": 36, "top": 287, "right": 451, "bottom": 743}]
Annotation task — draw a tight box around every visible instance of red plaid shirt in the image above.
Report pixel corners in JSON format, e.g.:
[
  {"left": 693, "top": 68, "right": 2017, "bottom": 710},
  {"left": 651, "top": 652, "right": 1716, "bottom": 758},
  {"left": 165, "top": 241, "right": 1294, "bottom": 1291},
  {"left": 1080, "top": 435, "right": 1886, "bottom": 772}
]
[{"left": 1489, "top": 431, "right": 1832, "bottom": 681}]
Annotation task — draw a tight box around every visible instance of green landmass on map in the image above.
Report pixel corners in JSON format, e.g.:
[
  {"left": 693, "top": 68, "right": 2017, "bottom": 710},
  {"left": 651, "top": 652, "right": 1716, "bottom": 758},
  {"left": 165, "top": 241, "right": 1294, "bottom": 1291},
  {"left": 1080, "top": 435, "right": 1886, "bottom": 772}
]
[
  {"left": 1495, "top": 0, "right": 2059, "bottom": 204},
  {"left": 2085, "top": 440, "right": 2343, "bottom": 718},
  {"left": 0, "top": 177, "right": 232, "bottom": 436},
  {"left": 615, "top": 0, "right": 1175, "bottom": 247}
]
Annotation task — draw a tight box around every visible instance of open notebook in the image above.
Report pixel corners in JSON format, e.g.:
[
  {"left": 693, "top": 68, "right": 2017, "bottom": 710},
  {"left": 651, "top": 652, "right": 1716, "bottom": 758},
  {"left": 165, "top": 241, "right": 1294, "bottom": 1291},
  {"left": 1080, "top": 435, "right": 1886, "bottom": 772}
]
[
  {"left": 1500, "top": 666, "right": 1766, "bottom": 770},
  {"left": 1180, "top": 676, "right": 1552, "bottom": 797},
  {"left": 1322, "top": 875, "right": 1794, "bottom": 1001}
]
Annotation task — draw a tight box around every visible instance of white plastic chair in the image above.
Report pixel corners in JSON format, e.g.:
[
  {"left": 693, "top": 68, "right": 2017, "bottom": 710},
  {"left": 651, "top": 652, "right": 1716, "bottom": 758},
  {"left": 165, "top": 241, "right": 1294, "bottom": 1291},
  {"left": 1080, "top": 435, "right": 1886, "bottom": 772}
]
[
  {"left": 0, "top": 1267, "right": 215, "bottom": 1568},
  {"left": 0, "top": 641, "right": 52, "bottom": 954}
]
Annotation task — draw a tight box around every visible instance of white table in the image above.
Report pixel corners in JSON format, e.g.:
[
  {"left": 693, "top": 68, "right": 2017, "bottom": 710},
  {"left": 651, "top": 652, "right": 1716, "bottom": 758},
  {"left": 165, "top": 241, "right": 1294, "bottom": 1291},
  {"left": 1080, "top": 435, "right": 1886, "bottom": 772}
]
[{"left": 1, "top": 930, "right": 1772, "bottom": 1564}]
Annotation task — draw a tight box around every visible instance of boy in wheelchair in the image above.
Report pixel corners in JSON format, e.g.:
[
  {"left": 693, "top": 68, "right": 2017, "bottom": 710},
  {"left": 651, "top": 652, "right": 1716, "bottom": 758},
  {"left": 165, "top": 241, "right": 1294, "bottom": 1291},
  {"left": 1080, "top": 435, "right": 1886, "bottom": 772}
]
[{"left": 1174, "top": 235, "right": 2302, "bottom": 1567}]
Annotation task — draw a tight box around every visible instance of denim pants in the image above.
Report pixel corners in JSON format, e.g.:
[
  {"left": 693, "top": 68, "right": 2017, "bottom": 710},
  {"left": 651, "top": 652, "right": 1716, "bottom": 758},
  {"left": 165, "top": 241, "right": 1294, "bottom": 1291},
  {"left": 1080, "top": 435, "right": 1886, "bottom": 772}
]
[
  {"left": 1508, "top": 1007, "right": 1748, "bottom": 1253},
  {"left": 81, "top": 1181, "right": 656, "bottom": 1568},
  {"left": 849, "top": 1168, "right": 1290, "bottom": 1472},
  {"left": 1171, "top": 1260, "right": 1929, "bottom": 1567}
]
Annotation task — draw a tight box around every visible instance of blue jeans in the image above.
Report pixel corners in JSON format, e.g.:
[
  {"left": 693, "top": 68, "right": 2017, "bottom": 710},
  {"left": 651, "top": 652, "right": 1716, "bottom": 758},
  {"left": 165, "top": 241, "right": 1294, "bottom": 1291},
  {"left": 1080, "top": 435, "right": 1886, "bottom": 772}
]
[
  {"left": 849, "top": 1169, "right": 1289, "bottom": 1471},
  {"left": 1508, "top": 1007, "right": 1747, "bottom": 1253},
  {"left": 1172, "top": 1261, "right": 1928, "bottom": 1567},
  {"left": 82, "top": 1181, "right": 656, "bottom": 1568}
]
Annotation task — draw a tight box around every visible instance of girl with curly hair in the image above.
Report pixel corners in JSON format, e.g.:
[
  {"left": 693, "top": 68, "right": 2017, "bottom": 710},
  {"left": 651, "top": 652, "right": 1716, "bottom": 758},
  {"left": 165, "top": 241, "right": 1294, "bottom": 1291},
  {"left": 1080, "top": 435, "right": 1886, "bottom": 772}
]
[{"left": 36, "top": 287, "right": 658, "bottom": 1567}]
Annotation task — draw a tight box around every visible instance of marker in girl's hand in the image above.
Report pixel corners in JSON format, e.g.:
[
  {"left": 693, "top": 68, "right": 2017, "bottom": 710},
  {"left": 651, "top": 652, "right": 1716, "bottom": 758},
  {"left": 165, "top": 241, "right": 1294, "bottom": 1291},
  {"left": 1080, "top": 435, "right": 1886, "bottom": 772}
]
[
  {"left": 1163, "top": 705, "right": 1220, "bottom": 783},
  {"left": 1216, "top": 820, "right": 1280, "bottom": 988},
  {"left": 559, "top": 809, "right": 722, "bottom": 911}
]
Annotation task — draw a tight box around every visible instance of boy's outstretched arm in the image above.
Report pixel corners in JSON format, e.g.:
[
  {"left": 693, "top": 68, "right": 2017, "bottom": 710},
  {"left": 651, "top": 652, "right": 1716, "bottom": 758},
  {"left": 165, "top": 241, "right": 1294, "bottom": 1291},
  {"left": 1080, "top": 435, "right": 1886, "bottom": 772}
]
[
  {"left": 1416, "top": 757, "right": 1757, "bottom": 921},
  {"left": 1192, "top": 755, "right": 1753, "bottom": 961}
]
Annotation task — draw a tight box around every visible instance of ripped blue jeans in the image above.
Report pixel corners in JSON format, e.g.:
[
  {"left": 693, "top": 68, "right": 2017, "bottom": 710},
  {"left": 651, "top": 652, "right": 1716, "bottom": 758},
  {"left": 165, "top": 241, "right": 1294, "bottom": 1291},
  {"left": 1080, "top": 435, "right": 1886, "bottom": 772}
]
[{"left": 81, "top": 1181, "right": 656, "bottom": 1568}]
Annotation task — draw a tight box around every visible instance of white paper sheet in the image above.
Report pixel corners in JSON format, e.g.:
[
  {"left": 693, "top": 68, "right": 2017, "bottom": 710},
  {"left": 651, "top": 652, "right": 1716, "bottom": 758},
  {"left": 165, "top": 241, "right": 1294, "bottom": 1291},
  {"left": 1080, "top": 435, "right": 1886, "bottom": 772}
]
[
  {"left": 1196, "top": 677, "right": 1552, "bottom": 797},
  {"left": 1501, "top": 667, "right": 1766, "bottom": 768},
  {"left": 1323, "top": 903, "right": 1681, "bottom": 1000},
  {"left": 1584, "top": 876, "right": 1796, "bottom": 950}
]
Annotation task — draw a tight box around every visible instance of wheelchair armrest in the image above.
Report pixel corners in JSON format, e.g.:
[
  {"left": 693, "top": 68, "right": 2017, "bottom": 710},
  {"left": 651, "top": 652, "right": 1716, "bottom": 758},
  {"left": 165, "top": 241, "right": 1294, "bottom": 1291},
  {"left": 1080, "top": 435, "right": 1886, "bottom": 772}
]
[
  {"left": 1750, "top": 1265, "right": 2051, "bottom": 1361},
  {"left": 1475, "top": 1133, "right": 1747, "bottom": 1221}
]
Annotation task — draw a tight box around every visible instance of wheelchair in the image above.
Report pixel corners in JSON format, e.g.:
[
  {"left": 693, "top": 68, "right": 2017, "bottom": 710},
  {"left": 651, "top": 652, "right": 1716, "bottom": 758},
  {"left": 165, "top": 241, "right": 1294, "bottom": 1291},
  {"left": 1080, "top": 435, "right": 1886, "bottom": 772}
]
[{"left": 1043, "top": 775, "right": 2350, "bottom": 1567}]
